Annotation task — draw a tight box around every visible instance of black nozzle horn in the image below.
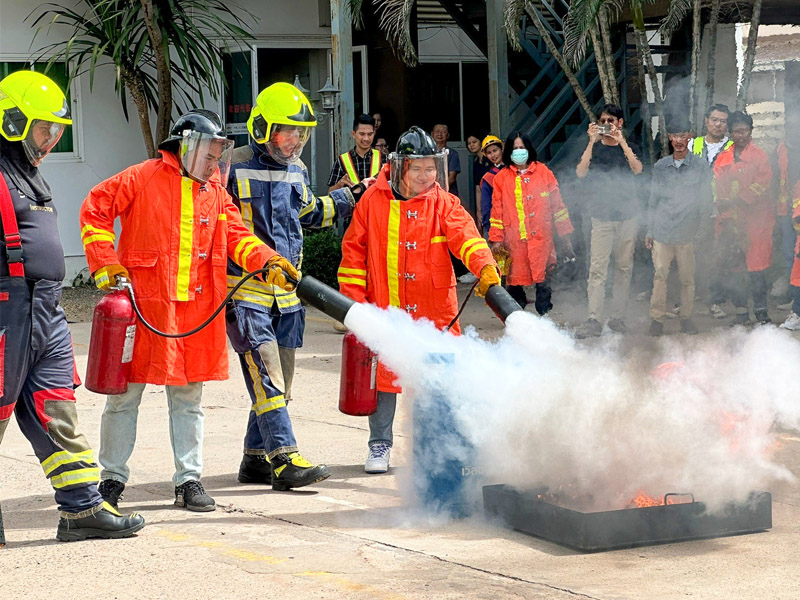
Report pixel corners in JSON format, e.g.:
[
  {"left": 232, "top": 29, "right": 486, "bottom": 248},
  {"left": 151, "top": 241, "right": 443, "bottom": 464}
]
[
  {"left": 485, "top": 285, "right": 523, "bottom": 323},
  {"left": 295, "top": 275, "right": 355, "bottom": 324}
]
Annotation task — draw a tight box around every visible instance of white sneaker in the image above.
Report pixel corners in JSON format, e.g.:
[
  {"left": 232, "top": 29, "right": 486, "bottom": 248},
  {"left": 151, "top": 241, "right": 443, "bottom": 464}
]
[
  {"left": 780, "top": 313, "right": 800, "bottom": 331},
  {"left": 365, "top": 442, "right": 391, "bottom": 474},
  {"left": 709, "top": 304, "right": 727, "bottom": 319},
  {"left": 458, "top": 273, "right": 478, "bottom": 284}
]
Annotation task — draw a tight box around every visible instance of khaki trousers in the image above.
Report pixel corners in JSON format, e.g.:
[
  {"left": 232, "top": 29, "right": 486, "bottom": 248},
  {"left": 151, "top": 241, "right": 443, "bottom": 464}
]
[
  {"left": 650, "top": 240, "right": 696, "bottom": 321},
  {"left": 588, "top": 218, "right": 637, "bottom": 320}
]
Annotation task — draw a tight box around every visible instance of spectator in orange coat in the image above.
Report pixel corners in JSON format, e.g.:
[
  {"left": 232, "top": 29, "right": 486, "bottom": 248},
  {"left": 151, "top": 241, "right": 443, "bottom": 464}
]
[
  {"left": 488, "top": 131, "right": 575, "bottom": 314},
  {"left": 712, "top": 111, "right": 774, "bottom": 325}
]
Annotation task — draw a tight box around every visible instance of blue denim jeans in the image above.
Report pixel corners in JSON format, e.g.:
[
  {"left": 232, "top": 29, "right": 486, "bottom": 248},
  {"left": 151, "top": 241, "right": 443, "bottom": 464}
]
[
  {"left": 100, "top": 382, "right": 204, "bottom": 485},
  {"left": 368, "top": 392, "right": 397, "bottom": 447}
]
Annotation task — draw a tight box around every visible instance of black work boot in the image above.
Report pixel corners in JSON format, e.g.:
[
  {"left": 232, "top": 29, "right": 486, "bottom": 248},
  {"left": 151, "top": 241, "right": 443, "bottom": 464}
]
[
  {"left": 56, "top": 502, "right": 145, "bottom": 542},
  {"left": 98, "top": 479, "right": 125, "bottom": 509},
  {"left": 174, "top": 480, "right": 216, "bottom": 512},
  {"left": 271, "top": 452, "right": 330, "bottom": 491},
  {"left": 238, "top": 454, "right": 272, "bottom": 484},
  {"left": 754, "top": 309, "right": 772, "bottom": 325}
]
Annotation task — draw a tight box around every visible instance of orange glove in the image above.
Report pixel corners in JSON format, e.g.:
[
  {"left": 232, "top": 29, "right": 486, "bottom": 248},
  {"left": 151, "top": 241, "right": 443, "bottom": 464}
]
[
  {"left": 263, "top": 255, "right": 300, "bottom": 292},
  {"left": 475, "top": 264, "right": 501, "bottom": 299},
  {"left": 93, "top": 264, "right": 129, "bottom": 292}
]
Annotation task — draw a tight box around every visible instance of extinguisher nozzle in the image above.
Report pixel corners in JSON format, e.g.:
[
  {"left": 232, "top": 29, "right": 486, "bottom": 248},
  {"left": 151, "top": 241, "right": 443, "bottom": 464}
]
[{"left": 295, "top": 275, "right": 356, "bottom": 324}]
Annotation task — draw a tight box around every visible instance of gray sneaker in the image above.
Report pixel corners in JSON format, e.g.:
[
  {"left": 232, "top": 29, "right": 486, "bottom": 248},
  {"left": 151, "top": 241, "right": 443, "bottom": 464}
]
[
  {"left": 575, "top": 318, "right": 602, "bottom": 339},
  {"left": 607, "top": 318, "right": 628, "bottom": 333},
  {"left": 365, "top": 442, "right": 391, "bottom": 474}
]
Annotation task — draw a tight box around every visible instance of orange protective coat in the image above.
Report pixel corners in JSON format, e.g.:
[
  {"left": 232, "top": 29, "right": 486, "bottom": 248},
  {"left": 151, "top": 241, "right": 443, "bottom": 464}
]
[
  {"left": 80, "top": 151, "right": 275, "bottom": 385},
  {"left": 338, "top": 165, "right": 495, "bottom": 393},
  {"left": 714, "top": 143, "right": 774, "bottom": 272},
  {"left": 488, "top": 163, "right": 574, "bottom": 286}
]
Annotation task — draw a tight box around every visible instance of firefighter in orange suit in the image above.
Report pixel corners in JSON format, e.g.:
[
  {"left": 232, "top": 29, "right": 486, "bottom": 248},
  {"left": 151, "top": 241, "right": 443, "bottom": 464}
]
[
  {"left": 712, "top": 111, "right": 773, "bottom": 325},
  {"left": 337, "top": 126, "right": 500, "bottom": 474},
  {"left": 79, "top": 110, "right": 297, "bottom": 512},
  {"left": 488, "top": 131, "right": 574, "bottom": 313}
]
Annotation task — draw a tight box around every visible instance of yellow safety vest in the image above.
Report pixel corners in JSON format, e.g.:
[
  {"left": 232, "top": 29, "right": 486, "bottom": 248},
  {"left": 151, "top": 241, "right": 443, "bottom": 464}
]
[
  {"left": 340, "top": 149, "right": 381, "bottom": 183},
  {"left": 692, "top": 137, "right": 733, "bottom": 158}
]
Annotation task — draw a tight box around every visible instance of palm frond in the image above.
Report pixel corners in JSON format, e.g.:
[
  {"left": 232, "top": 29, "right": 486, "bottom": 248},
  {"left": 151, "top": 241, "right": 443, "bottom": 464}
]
[
  {"left": 502, "top": 0, "right": 526, "bottom": 52},
  {"left": 562, "top": 13, "right": 592, "bottom": 68},
  {"left": 658, "top": 0, "right": 692, "bottom": 37},
  {"left": 347, "top": 0, "right": 365, "bottom": 29},
  {"left": 376, "top": 0, "right": 418, "bottom": 66}
]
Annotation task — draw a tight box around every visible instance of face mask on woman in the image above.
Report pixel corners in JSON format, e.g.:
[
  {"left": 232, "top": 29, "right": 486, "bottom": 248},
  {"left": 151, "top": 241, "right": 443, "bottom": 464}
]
[{"left": 510, "top": 148, "right": 529, "bottom": 166}]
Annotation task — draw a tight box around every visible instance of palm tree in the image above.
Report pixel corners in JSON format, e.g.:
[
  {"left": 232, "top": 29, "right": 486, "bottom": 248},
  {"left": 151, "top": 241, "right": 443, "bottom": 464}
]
[
  {"left": 689, "top": 0, "right": 701, "bottom": 134},
  {"left": 30, "top": 0, "right": 254, "bottom": 157},
  {"left": 736, "top": 0, "right": 763, "bottom": 111},
  {"left": 704, "top": 0, "right": 722, "bottom": 117}
]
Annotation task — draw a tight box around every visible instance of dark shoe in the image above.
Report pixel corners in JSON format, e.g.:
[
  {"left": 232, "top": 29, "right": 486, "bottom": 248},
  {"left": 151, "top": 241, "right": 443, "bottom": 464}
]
[
  {"left": 607, "top": 318, "right": 627, "bottom": 334},
  {"left": 98, "top": 479, "right": 125, "bottom": 509},
  {"left": 680, "top": 319, "right": 699, "bottom": 335},
  {"left": 238, "top": 454, "right": 271, "bottom": 484},
  {"left": 648, "top": 320, "right": 664, "bottom": 337},
  {"left": 56, "top": 502, "right": 144, "bottom": 542},
  {"left": 271, "top": 452, "right": 331, "bottom": 491},
  {"left": 575, "top": 318, "right": 602, "bottom": 339},
  {"left": 175, "top": 480, "right": 216, "bottom": 512},
  {"left": 754, "top": 309, "right": 772, "bottom": 325}
]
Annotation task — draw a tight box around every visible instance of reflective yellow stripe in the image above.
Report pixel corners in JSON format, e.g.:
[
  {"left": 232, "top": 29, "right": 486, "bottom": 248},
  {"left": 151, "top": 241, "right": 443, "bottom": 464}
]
[
  {"left": 82, "top": 233, "right": 115, "bottom": 246},
  {"left": 514, "top": 177, "right": 527, "bottom": 240},
  {"left": 540, "top": 191, "right": 550, "bottom": 197},
  {"left": 459, "top": 237, "right": 484, "bottom": 261},
  {"left": 50, "top": 467, "right": 99, "bottom": 489},
  {"left": 253, "top": 393, "right": 286, "bottom": 415},
  {"left": 463, "top": 240, "right": 489, "bottom": 269},
  {"left": 244, "top": 351, "right": 267, "bottom": 405},
  {"left": 338, "top": 267, "right": 367, "bottom": 275},
  {"left": 340, "top": 152, "right": 359, "bottom": 183},
  {"left": 240, "top": 240, "right": 262, "bottom": 266},
  {"left": 554, "top": 208, "right": 569, "bottom": 222},
  {"left": 431, "top": 236, "right": 447, "bottom": 243},
  {"left": 749, "top": 183, "right": 766, "bottom": 195},
  {"left": 387, "top": 200, "right": 401, "bottom": 307},
  {"left": 231, "top": 290, "right": 301, "bottom": 308},
  {"left": 42, "top": 449, "right": 95, "bottom": 477},
  {"left": 298, "top": 186, "right": 315, "bottom": 218},
  {"left": 176, "top": 178, "right": 195, "bottom": 301},
  {"left": 94, "top": 271, "right": 110, "bottom": 288},
  {"left": 370, "top": 149, "right": 381, "bottom": 176},
  {"left": 81, "top": 224, "right": 115, "bottom": 241},
  {"left": 321, "top": 196, "right": 335, "bottom": 227},
  {"left": 240, "top": 200, "right": 254, "bottom": 231},
  {"left": 793, "top": 198, "right": 800, "bottom": 209},
  {"left": 339, "top": 277, "right": 367, "bottom": 286},
  {"left": 692, "top": 138, "right": 704, "bottom": 155},
  {"left": 237, "top": 178, "right": 252, "bottom": 199},
  {"left": 234, "top": 236, "right": 262, "bottom": 265},
  {"left": 218, "top": 214, "right": 227, "bottom": 221}
]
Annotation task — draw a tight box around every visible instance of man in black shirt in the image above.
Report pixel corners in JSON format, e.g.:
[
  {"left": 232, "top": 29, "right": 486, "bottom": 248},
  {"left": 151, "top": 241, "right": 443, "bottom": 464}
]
[
  {"left": 574, "top": 104, "right": 643, "bottom": 338},
  {"left": 0, "top": 70, "right": 144, "bottom": 542}
]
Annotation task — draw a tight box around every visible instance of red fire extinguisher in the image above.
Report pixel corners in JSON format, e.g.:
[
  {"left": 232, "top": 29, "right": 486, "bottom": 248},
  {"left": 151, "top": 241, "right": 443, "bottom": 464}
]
[
  {"left": 85, "top": 286, "right": 137, "bottom": 395},
  {"left": 339, "top": 331, "right": 378, "bottom": 416}
]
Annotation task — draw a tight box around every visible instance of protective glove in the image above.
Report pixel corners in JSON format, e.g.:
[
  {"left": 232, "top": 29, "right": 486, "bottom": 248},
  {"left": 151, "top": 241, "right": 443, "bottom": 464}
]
[
  {"left": 93, "top": 264, "right": 129, "bottom": 292},
  {"left": 475, "top": 264, "right": 501, "bottom": 299},
  {"left": 260, "top": 255, "right": 300, "bottom": 292}
]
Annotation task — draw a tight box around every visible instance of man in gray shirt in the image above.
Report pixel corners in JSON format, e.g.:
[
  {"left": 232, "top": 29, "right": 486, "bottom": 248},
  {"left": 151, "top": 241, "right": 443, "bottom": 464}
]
[{"left": 645, "top": 120, "right": 713, "bottom": 336}]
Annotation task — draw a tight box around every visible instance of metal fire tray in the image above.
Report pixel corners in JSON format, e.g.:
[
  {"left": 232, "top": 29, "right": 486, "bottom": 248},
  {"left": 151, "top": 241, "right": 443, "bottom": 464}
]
[{"left": 483, "top": 484, "right": 772, "bottom": 552}]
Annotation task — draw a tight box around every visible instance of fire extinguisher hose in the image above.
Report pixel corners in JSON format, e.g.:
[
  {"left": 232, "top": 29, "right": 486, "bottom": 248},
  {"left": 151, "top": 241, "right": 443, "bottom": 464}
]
[
  {"left": 444, "top": 280, "right": 480, "bottom": 332},
  {"left": 117, "top": 268, "right": 286, "bottom": 339}
]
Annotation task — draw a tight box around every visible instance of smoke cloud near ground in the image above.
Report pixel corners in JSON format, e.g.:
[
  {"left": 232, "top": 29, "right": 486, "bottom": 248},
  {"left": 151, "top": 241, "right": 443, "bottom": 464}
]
[{"left": 344, "top": 302, "right": 799, "bottom": 515}]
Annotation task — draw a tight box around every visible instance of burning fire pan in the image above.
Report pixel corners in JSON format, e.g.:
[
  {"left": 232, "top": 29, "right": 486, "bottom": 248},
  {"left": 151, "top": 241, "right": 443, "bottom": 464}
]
[{"left": 483, "top": 484, "right": 772, "bottom": 552}]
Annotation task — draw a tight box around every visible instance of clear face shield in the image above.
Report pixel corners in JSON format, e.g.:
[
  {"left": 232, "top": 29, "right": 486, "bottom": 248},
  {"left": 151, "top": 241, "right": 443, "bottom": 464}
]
[
  {"left": 389, "top": 154, "right": 448, "bottom": 198},
  {"left": 264, "top": 123, "right": 312, "bottom": 165},
  {"left": 179, "top": 131, "right": 234, "bottom": 186},
  {"left": 22, "top": 119, "right": 66, "bottom": 166}
]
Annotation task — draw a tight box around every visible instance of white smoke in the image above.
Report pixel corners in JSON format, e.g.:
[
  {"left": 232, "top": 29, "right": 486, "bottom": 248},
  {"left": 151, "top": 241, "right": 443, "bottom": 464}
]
[{"left": 344, "top": 303, "right": 799, "bottom": 515}]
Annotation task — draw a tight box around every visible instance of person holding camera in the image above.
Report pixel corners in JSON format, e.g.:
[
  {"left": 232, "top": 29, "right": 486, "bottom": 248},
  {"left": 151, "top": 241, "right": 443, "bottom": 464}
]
[{"left": 574, "top": 104, "right": 643, "bottom": 338}]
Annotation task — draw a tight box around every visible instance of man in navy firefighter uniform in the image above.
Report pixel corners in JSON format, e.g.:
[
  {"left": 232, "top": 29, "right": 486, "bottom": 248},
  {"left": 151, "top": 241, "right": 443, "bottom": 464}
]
[
  {"left": 226, "top": 82, "right": 371, "bottom": 490},
  {"left": 0, "top": 70, "right": 144, "bottom": 541}
]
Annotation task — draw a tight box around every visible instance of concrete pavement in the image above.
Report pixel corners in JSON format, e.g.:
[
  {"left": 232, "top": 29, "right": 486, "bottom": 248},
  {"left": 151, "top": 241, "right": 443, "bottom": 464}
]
[{"left": 1, "top": 286, "right": 799, "bottom": 599}]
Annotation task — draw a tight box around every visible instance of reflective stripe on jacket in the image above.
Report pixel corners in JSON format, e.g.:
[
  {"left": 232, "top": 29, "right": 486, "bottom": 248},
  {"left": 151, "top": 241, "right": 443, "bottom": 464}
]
[
  {"left": 338, "top": 164, "right": 494, "bottom": 392},
  {"left": 488, "top": 163, "right": 573, "bottom": 286},
  {"left": 80, "top": 150, "right": 275, "bottom": 385}
]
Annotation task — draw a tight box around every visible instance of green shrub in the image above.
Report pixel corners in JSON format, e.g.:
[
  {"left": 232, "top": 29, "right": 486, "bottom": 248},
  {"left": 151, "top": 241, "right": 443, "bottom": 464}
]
[{"left": 301, "top": 228, "right": 342, "bottom": 289}]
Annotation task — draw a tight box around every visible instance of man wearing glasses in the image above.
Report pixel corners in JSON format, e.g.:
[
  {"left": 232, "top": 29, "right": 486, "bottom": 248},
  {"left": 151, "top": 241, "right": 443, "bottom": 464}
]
[
  {"left": 575, "top": 104, "right": 643, "bottom": 338},
  {"left": 690, "top": 104, "right": 733, "bottom": 166}
]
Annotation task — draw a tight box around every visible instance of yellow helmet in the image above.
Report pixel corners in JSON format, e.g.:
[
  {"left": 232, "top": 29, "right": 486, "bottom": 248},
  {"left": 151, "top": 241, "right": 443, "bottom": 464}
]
[
  {"left": 481, "top": 134, "right": 503, "bottom": 152},
  {"left": 0, "top": 70, "right": 71, "bottom": 165},
  {"left": 247, "top": 82, "right": 316, "bottom": 164}
]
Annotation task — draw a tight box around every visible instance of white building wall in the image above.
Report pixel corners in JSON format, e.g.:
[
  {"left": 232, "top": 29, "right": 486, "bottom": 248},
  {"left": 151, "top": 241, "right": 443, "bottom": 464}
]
[{"left": 0, "top": 0, "right": 329, "bottom": 283}]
